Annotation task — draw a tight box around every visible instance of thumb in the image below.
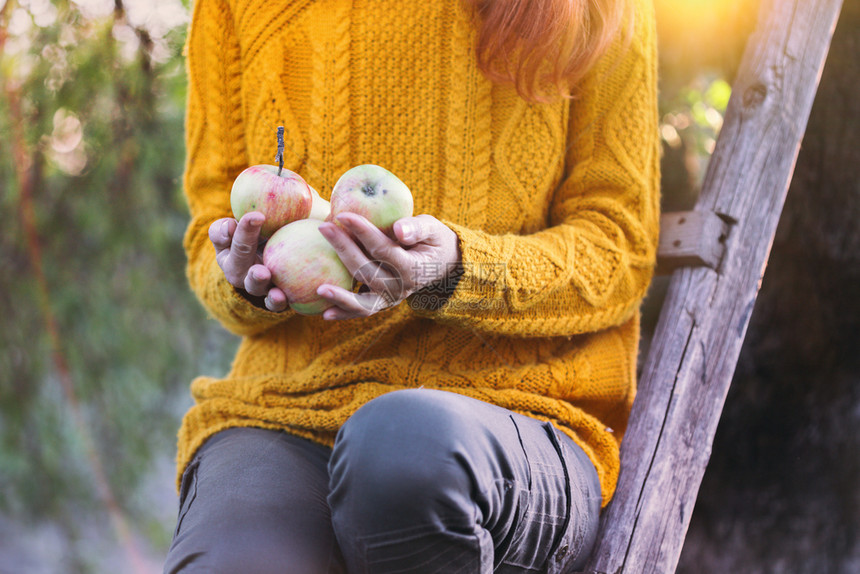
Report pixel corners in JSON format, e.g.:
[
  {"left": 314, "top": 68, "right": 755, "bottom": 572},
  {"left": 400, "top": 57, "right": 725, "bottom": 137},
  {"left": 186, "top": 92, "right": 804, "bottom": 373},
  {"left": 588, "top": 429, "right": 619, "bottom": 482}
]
[{"left": 394, "top": 215, "right": 437, "bottom": 246}]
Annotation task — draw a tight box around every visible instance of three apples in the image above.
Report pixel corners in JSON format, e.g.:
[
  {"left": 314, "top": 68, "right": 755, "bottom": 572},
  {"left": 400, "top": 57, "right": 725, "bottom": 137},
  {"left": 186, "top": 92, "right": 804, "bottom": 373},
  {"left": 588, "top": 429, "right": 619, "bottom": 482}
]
[{"left": 230, "top": 162, "right": 414, "bottom": 315}]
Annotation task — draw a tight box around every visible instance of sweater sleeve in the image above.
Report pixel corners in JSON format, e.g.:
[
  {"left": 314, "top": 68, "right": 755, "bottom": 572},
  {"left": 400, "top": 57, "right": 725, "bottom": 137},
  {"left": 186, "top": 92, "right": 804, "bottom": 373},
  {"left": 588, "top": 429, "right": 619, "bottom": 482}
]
[
  {"left": 182, "top": 0, "right": 295, "bottom": 337},
  {"left": 408, "top": 0, "right": 661, "bottom": 338}
]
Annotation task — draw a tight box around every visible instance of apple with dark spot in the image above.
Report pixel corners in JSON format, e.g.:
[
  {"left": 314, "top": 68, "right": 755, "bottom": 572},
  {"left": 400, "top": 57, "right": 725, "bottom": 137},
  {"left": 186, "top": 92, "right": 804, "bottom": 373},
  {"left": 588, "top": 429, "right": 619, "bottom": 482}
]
[{"left": 329, "top": 164, "right": 413, "bottom": 234}]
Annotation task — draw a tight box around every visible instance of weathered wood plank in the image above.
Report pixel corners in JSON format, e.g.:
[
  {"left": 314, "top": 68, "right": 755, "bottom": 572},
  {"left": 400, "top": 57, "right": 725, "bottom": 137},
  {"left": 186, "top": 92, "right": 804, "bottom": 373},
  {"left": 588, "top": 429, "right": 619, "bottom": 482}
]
[
  {"left": 656, "top": 211, "right": 730, "bottom": 275},
  {"left": 580, "top": 0, "right": 844, "bottom": 572}
]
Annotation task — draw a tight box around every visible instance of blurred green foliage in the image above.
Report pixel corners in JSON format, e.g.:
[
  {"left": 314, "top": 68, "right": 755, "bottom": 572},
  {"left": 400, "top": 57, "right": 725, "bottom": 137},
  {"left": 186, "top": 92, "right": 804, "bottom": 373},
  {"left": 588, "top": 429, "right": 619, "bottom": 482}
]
[
  {"left": 658, "top": 74, "right": 733, "bottom": 205},
  {"left": 0, "top": 0, "right": 236, "bottom": 562}
]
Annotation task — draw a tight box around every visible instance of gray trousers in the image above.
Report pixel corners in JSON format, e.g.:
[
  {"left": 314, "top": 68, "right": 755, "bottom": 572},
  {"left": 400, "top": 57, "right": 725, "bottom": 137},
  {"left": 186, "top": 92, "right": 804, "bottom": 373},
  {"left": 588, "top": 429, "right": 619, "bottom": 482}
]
[{"left": 163, "top": 389, "right": 601, "bottom": 573}]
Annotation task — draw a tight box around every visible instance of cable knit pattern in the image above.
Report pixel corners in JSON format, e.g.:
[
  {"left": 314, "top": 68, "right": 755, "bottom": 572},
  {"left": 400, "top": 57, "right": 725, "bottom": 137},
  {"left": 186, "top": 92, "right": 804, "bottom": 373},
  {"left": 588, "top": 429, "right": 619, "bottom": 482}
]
[
  {"left": 440, "top": 5, "right": 491, "bottom": 228},
  {"left": 307, "top": 0, "right": 351, "bottom": 193},
  {"left": 178, "top": 0, "right": 661, "bottom": 507}
]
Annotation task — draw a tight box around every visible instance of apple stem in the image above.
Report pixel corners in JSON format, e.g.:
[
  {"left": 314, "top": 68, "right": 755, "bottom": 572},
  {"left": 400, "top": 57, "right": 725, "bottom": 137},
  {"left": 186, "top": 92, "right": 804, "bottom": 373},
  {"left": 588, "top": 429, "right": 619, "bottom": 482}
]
[{"left": 275, "top": 126, "right": 285, "bottom": 176}]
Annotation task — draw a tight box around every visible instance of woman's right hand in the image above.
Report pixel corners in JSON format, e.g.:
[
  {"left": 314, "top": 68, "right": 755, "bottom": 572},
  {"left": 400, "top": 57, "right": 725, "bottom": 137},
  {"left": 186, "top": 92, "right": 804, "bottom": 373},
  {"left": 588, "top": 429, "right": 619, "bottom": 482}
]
[{"left": 208, "top": 211, "right": 289, "bottom": 312}]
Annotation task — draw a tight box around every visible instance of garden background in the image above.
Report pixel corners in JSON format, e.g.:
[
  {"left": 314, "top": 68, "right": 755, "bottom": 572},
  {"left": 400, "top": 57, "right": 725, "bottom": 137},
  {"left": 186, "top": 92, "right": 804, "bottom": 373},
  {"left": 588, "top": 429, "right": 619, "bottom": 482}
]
[{"left": 1, "top": 0, "right": 857, "bottom": 572}]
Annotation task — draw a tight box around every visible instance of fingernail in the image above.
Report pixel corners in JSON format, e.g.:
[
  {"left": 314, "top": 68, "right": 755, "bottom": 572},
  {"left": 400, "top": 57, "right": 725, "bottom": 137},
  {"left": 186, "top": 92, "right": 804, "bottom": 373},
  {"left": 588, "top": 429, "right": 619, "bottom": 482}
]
[
  {"left": 317, "top": 286, "right": 332, "bottom": 298},
  {"left": 221, "top": 220, "right": 229, "bottom": 237},
  {"left": 335, "top": 213, "right": 357, "bottom": 227},
  {"left": 399, "top": 223, "right": 413, "bottom": 241}
]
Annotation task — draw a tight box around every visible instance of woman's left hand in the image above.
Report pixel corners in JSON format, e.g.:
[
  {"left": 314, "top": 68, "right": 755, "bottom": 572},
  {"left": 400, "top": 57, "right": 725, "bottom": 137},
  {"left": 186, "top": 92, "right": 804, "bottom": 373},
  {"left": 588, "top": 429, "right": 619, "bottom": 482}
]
[{"left": 316, "top": 212, "right": 460, "bottom": 320}]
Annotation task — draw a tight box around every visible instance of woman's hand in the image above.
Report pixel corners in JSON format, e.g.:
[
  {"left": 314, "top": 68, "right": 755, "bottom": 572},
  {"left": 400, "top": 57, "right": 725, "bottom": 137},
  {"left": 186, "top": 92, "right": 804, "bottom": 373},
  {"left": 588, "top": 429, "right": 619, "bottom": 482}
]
[
  {"left": 316, "top": 212, "right": 461, "bottom": 320},
  {"left": 208, "top": 211, "right": 289, "bottom": 312}
]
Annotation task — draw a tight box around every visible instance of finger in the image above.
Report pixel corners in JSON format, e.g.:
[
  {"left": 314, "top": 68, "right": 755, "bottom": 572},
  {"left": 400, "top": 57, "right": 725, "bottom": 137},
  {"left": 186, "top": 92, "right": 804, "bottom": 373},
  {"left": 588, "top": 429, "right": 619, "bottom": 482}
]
[
  {"left": 334, "top": 212, "right": 412, "bottom": 269},
  {"left": 393, "top": 214, "right": 440, "bottom": 246},
  {"left": 264, "top": 287, "right": 289, "bottom": 313},
  {"left": 244, "top": 263, "right": 272, "bottom": 297},
  {"left": 316, "top": 284, "right": 367, "bottom": 319},
  {"left": 322, "top": 306, "right": 367, "bottom": 321},
  {"left": 319, "top": 221, "right": 407, "bottom": 297},
  {"left": 317, "top": 221, "right": 374, "bottom": 276},
  {"left": 316, "top": 284, "right": 391, "bottom": 320},
  {"left": 209, "top": 218, "right": 237, "bottom": 252},
  {"left": 213, "top": 219, "right": 237, "bottom": 275},
  {"left": 229, "top": 212, "right": 265, "bottom": 269}
]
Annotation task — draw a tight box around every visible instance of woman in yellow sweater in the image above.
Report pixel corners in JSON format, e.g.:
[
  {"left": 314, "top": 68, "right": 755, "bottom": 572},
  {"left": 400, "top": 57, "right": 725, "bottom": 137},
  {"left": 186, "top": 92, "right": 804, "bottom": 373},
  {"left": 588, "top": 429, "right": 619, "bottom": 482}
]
[{"left": 165, "top": 0, "right": 660, "bottom": 571}]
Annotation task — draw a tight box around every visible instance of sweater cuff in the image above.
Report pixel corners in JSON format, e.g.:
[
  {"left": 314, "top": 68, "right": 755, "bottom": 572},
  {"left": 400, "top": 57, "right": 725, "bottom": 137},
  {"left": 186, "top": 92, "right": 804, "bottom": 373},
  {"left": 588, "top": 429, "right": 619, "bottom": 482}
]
[{"left": 408, "top": 220, "right": 507, "bottom": 318}]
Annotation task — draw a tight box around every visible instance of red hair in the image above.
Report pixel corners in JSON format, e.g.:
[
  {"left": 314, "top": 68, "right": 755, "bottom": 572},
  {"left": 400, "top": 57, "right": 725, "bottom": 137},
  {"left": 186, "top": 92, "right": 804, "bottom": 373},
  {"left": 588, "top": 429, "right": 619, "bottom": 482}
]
[{"left": 466, "top": 0, "right": 631, "bottom": 102}]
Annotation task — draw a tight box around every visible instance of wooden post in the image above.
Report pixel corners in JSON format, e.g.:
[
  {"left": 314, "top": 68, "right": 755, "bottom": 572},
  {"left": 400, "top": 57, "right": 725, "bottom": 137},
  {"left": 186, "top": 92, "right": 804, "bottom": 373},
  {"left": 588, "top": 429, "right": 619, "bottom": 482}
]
[{"left": 581, "top": 0, "right": 844, "bottom": 572}]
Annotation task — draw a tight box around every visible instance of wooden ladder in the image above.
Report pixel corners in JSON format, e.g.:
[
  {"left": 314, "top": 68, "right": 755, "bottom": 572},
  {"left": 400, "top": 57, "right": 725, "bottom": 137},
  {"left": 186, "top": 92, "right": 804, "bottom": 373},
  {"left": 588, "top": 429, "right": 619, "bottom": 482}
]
[{"left": 580, "top": 0, "right": 844, "bottom": 572}]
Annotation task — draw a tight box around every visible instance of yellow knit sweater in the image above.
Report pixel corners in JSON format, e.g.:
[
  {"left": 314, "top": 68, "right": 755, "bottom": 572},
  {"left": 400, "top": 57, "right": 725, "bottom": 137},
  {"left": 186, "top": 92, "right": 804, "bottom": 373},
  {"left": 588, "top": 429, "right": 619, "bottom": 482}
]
[{"left": 178, "top": 0, "right": 660, "bottom": 507}]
